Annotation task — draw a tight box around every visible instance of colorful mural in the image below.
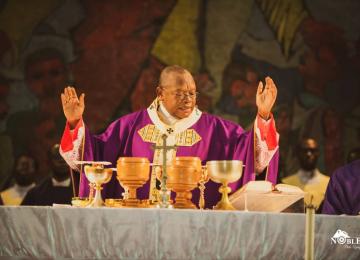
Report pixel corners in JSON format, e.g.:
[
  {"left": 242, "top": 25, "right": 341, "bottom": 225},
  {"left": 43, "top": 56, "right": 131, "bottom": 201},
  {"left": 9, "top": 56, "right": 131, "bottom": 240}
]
[{"left": 0, "top": 0, "right": 359, "bottom": 186}]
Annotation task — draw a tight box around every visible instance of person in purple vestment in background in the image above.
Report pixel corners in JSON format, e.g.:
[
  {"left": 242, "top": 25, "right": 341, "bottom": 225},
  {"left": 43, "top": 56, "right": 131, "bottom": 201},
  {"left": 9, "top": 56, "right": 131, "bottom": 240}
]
[
  {"left": 59, "top": 65, "right": 279, "bottom": 209},
  {"left": 322, "top": 159, "right": 360, "bottom": 215}
]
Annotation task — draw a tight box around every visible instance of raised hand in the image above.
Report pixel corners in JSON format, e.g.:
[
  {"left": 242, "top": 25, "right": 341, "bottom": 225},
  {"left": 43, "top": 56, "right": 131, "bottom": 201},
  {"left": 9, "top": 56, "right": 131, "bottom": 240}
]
[
  {"left": 256, "top": 76, "right": 277, "bottom": 120},
  {"left": 60, "top": 86, "right": 85, "bottom": 128}
]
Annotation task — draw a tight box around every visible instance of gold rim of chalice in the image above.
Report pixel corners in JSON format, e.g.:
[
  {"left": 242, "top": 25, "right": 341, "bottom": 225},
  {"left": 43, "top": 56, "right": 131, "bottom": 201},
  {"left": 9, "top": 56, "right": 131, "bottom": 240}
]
[
  {"left": 84, "top": 165, "right": 113, "bottom": 184},
  {"left": 206, "top": 160, "right": 243, "bottom": 210},
  {"left": 206, "top": 160, "right": 243, "bottom": 184},
  {"left": 117, "top": 157, "right": 150, "bottom": 163}
]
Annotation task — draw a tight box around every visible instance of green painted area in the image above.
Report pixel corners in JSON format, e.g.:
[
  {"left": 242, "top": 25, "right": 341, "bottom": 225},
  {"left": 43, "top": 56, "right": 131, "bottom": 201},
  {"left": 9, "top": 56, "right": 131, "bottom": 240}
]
[
  {"left": 0, "top": 0, "right": 61, "bottom": 56},
  {"left": 205, "top": 0, "right": 253, "bottom": 103},
  {"left": 152, "top": 0, "right": 201, "bottom": 73}
]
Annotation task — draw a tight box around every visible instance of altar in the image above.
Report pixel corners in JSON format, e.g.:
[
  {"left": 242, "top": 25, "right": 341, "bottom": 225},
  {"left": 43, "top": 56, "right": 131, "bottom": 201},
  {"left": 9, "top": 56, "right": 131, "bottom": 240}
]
[{"left": 0, "top": 206, "right": 359, "bottom": 259}]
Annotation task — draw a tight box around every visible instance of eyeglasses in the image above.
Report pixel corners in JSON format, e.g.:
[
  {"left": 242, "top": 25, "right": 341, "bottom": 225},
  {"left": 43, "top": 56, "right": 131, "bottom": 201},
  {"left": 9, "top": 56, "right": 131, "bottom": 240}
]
[{"left": 161, "top": 88, "right": 199, "bottom": 100}]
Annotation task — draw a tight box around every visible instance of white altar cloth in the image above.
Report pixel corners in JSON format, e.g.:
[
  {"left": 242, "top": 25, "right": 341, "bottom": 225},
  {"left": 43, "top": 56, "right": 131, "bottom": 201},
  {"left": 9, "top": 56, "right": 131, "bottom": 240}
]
[{"left": 0, "top": 206, "right": 359, "bottom": 259}]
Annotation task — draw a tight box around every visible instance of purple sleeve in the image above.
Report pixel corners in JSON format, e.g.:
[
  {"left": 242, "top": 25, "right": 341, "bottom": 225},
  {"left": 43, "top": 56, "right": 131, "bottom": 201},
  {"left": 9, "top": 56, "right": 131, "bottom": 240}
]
[
  {"left": 230, "top": 127, "right": 279, "bottom": 191},
  {"left": 79, "top": 118, "right": 130, "bottom": 198},
  {"left": 322, "top": 169, "right": 349, "bottom": 215}
]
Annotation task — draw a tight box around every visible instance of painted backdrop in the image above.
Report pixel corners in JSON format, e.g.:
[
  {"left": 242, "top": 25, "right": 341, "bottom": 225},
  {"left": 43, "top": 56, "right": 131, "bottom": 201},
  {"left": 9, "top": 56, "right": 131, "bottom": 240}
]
[{"left": 0, "top": 0, "right": 359, "bottom": 184}]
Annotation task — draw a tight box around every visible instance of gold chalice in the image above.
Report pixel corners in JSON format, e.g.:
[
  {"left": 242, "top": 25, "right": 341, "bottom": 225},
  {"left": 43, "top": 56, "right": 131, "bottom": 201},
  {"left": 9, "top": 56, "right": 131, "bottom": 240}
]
[
  {"left": 116, "top": 157, "right": 150, "bottom": 207},
  {"left": 206, "top": 160, "right": 243, "bottom": 210},
  {"left": 84, "top": 164, "right": 113, "bottom": 207},
  {"left": 163, "top": 157, "right": 202, "bottom": 209}
]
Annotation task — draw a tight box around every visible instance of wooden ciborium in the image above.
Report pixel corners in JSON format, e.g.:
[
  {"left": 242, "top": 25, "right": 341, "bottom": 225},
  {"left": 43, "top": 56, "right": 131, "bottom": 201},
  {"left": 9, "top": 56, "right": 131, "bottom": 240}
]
[
  {"left": 206, "top": 160, "right": 243, "bottom": 210},
  {"left": 116, "top": 157, "right": 150, "bottom": 207},
  {"left": 165, "top": 156, "right": 202, "bottom": 209}
]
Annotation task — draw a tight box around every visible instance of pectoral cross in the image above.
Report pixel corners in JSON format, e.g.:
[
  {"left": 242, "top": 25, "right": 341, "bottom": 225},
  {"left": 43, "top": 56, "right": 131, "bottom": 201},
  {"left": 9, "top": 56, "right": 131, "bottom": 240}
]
[{"left": 151, "top": 134, "right": 177, "bottom": 207}]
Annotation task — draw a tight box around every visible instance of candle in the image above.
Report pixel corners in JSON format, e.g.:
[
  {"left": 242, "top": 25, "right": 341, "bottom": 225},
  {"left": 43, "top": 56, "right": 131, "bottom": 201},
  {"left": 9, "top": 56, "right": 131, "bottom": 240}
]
[{"left": 305, "top": 198, "right": 315, "bottom": 260}]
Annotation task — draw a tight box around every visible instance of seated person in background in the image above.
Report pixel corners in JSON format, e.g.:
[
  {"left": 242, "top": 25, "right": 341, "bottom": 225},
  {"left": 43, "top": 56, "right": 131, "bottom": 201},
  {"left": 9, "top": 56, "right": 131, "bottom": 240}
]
[
  {"left": 0, "top": 154, "right": 36, "bottom": 205},
  {"left": 322, "top": 159, "right": 360, "bottom": 215},
  {"left": 347, "top": 147, "right": 360, "bottom": 164},
  {"left": 59, "top": 65, "right": 280, "bottom": 208},
  {"left": 22, "top": 144, "right": 73, "bottom": 206},
  {"left": 282, "top": 138, "right": 329, "bottom": 211}
]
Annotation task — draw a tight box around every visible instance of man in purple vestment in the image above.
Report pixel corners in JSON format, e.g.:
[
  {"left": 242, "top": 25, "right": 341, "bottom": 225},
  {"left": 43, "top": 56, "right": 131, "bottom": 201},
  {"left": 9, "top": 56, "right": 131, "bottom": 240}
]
[
  {"left": 322, "top": 159, "right": 360, "bottom": 215},
  {"left": 59, "top": 65, "right": 279, "bottom": 208}
]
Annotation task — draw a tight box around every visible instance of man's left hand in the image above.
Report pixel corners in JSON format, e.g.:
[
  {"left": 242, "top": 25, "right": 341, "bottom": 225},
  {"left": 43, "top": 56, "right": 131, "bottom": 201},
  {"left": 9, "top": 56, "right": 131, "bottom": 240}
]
[{"left": 256, "top": 76, "right": 277, "bottom": 120}]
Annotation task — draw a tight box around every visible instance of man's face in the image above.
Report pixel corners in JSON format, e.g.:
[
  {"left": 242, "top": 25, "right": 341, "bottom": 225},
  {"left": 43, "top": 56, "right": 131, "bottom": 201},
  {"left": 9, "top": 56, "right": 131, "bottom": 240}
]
[
  {"left": 25, "top": 57, "right": 66, "bottom": 98},
  {"left": 158, "top": 74, "right": 197, "bottom": 119},
  {"left": 14, "top": 155, "right": 36, "bottom": 186},
  {"left": 298, "top": 139, "right": 319, "bottom": 171},
  {"left": 50, "top": 149, "right": 69, "bottom": 181}
]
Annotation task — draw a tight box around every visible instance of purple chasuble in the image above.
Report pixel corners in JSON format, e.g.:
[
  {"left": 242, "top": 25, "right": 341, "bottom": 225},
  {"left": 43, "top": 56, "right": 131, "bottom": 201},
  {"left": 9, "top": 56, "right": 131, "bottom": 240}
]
[
  {"left": 80, "top": 109, "right": 279, "bottom": 209},
  {"left": 322, "top": 159, "right": 360, "bottom": 215}
]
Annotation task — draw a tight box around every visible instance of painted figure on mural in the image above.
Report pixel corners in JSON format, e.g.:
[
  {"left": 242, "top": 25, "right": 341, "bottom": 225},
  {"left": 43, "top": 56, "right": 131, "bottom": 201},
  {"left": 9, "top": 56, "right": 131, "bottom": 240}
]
[
  {"left": 273, "top": 104, "right": 298, "bottom": 181},
  {"left": 59, "top": 65, "right": 279, "bottom": 208},
  {"left": 6, "top": 48, "right": 68, "bottom": 180},
  {"left": 290, "top": 18, "right": 351, "bottom": 175},
  {"left": 218, "top": 61, "right": 259, "bottom": 129},
  {"left": 70, "top": 0, "right": 176, "bottom": 132}
]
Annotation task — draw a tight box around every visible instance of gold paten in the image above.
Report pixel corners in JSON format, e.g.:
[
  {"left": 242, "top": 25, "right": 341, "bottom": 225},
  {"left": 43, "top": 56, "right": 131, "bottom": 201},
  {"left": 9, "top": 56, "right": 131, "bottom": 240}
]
[
  {"left": 84, "top": 165, "right": 113, "bottom": 207},
  {"left": 206, "top": 160, "right": 243, "bottom": 210},
  {"left": 161, "top": 156, "right": 202, "bottom": 209},
  {"left": 71, "top": 197, "right": 91, "bottom": 207},
  {"left": 116, "top": 157, "right": 150, "bottom": 207}
]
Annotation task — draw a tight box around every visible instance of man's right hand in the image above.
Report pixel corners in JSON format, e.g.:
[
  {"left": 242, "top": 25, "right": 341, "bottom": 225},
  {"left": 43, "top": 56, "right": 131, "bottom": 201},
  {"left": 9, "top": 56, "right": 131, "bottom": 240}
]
[{"left": 61, "top": 86, "right": 85, "bottom": 128}]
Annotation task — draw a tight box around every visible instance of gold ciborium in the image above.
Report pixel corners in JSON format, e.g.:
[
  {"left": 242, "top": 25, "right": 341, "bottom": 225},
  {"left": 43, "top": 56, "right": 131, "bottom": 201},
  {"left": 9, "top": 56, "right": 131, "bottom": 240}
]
[
  {"left": 206, "top": 160, "right": 243, "bottom": 210},
  {"left": 116, "top": 157, "right": 150, "bottom": 207},
  {"left": 164, "top": 157, "right": 202, "bottom": 209},
  {"left": 84, "top": 165, "right": 113, "bottom": 207}
]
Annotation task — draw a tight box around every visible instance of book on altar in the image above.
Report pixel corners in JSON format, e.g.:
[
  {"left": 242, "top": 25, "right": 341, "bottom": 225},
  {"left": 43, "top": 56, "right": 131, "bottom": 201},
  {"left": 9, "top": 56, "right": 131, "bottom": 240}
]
[{"left": 229, "top": 181, "right": 305, "bottom": 213}]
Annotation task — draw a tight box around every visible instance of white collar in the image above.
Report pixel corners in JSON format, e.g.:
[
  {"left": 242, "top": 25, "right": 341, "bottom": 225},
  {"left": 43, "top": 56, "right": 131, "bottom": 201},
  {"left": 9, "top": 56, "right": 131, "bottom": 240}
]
[
  {"left": 297, "top": 168, "right": 321, "bottom": 184},
  {"left": 158, "top": 101, "right": 179, "bottom": 125},
  {"left": 147, "top": 98, "right": 202, "bottom": 135},
  {"left": 52, "top": 177, "right": 71, "bottom": 187}
]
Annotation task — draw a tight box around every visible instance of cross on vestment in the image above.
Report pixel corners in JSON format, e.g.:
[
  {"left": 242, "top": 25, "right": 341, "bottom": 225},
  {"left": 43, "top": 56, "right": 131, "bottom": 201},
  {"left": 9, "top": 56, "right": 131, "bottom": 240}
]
[{"left": 151, "top": 134, "right": 177, "bottom": 205}]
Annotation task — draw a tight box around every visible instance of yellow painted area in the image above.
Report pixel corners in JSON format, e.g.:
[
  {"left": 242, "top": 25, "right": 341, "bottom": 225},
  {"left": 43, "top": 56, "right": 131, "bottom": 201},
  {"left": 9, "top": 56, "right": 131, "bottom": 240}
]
[
  {"left": 151, "top": 0, "right": 201, "bottom": 73},
  {"left": 257, "top": 0, "right": 309, "bottom": 58},
  {"left": 0, "top": 0, "right": 61, "bottom": 52}
]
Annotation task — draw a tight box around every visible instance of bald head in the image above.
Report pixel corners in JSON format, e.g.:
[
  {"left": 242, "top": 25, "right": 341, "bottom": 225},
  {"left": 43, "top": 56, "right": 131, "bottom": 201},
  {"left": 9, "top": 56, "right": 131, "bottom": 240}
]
[
  {"left": 159, "top": 65, "right": 195, "bottom": 89},
  {"left": 157, "top": 65, "right": 197, "bottom": 119}
]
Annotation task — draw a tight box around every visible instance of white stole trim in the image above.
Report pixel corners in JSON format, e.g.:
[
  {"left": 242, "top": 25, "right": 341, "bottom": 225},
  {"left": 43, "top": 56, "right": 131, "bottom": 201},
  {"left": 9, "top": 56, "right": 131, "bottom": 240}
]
[{"left": 59, "top": 126, "right": 85, "bottom": 171}]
